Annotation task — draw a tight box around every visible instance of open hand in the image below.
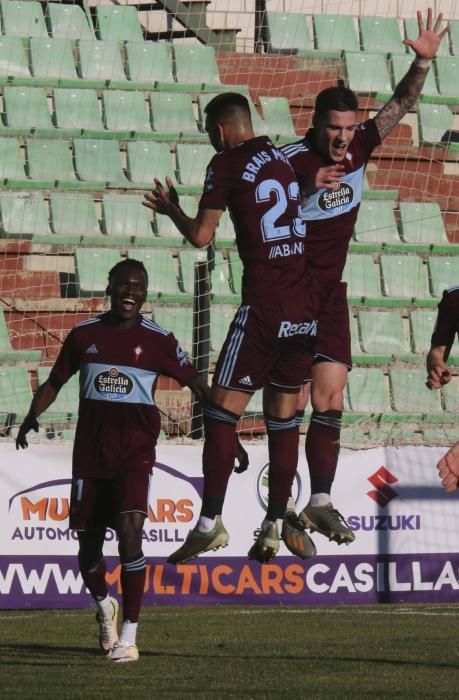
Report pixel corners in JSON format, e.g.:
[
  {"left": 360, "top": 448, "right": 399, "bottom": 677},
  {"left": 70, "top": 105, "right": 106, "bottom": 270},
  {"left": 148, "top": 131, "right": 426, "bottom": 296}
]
[
  {"left": 404, "top": 8, "right": 449, "bottom": 60},
  {"left": 437, "top": 441, "right": 459, "bottom": 492},
  {"left": 143, "top": 177, "right": 180, "bottom": 216}
]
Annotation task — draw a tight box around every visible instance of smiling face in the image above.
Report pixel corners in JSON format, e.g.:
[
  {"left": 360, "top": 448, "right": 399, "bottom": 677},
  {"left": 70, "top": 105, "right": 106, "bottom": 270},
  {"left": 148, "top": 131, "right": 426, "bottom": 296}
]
[
  {"left": 109, "top": 265, "right": 148, "bottom": 328},
  {"left": 314, "top": 110, "right": 358, "bottom": 163}
]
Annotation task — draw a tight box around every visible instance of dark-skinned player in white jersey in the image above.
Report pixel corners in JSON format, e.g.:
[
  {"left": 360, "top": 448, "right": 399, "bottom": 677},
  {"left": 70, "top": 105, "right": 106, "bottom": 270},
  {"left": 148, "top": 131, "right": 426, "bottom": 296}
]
[
  {"left": 278, "top": 8, "right": 449, "bottom": 558},
  {"left": 144, "top": 92, "right": 320, "bottom": 564}
]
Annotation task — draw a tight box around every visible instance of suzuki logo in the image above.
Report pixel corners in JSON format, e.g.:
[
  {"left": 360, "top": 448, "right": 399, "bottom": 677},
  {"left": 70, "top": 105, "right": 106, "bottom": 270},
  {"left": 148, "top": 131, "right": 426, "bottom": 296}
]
[{"left": 367, "top": 466, "right": 398, "bottom": 507}]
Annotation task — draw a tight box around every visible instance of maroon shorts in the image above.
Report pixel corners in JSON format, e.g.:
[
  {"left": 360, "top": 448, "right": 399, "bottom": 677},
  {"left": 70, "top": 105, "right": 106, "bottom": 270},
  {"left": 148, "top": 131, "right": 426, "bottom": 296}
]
[
  {"left": 304, "top": 279, "right": 351, "bottom": 382},
  {"left": 69, "top": 468, "right": 152, "bottom": 530},
  {"left": 213, "top": 288, "right": 319, "bottom": 393}
]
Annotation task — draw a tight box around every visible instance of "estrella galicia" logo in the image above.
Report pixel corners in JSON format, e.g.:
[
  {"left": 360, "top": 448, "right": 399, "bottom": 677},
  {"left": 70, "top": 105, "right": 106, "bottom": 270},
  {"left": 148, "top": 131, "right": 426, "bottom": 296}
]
[
  {"left": 94, "top": 367, "right": 134, "bottom": 400},
  {"left": 318, "top": 182, "right": 354, "bottom": 215}
]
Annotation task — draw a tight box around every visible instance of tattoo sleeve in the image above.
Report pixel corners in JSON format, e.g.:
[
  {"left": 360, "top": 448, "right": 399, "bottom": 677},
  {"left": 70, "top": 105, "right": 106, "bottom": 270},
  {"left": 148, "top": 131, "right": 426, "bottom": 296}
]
[{"left": 374, "top": 62, "right": 429, "bottom": 140}]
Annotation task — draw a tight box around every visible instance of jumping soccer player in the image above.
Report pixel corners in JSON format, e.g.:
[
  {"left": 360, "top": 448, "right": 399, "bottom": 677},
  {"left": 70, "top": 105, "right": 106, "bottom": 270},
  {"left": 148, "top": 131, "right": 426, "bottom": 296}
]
[
  {"left": 144, "top": 92, "right": 319, "bottom": 564},
  {"left": 16, "top": 259, "right": 209, "bottom": 662},
  {"left": 279, "top": 8, "right": 448, "bottom": 556}
]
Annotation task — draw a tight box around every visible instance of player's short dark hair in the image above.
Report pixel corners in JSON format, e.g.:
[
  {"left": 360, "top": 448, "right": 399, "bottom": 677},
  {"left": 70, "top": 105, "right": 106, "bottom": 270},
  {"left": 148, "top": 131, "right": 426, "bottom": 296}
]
[
  {"left": 107, "top": 258, "right": 148, "bottom": 294},
  {"left": 314, "top": 86, "right": 358, "bottom": 121},
  {"left": 204, "top": 92, "right": 251, "bottom": 123}
]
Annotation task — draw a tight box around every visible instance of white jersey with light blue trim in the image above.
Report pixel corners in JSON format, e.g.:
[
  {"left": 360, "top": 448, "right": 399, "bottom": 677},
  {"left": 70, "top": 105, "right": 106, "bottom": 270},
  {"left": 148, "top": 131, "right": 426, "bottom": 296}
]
[{"left": 280, "top": 119, "right": 381, "bottom": 282}]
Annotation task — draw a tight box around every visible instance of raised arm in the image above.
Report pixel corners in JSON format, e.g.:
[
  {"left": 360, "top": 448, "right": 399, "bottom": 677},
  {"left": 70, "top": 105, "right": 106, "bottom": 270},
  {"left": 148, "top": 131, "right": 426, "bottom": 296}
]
[
  {"left": 374, "top": 8, "right": 448, "bottom": 140},
  {"left": 143, "top": 177, "right": 222, "bottom": 249}
]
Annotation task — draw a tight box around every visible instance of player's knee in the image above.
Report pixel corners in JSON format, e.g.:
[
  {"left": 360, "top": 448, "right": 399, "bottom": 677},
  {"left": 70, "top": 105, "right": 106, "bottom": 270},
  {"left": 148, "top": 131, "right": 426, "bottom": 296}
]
[{"left": 311, "top": 388, "right": 344, "bottom": 412}]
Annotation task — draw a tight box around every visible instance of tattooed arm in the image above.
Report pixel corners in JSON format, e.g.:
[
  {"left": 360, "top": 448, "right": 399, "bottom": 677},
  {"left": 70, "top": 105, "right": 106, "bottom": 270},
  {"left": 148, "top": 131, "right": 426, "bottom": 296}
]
[{"left": 374, "top": 8, "right": 449, "bottom": 140}]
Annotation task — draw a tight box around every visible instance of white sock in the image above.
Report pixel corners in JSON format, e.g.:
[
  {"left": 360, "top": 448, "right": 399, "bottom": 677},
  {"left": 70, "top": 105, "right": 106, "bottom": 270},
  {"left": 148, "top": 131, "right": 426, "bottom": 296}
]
[
  {"left": 197, "top": 515, "right": 216, "bottom": 532},
  {"left": 119, "top": 620, "right": 138, "bottom": 646},
  {"left": 286, "top": 496, "right": 296, "bottom": 512},
  {"left": 309, "top": 493, "right": 332, "bottom": 507},
  {"left": 96, "top": 595, "right": 113, "bottom": 618}
]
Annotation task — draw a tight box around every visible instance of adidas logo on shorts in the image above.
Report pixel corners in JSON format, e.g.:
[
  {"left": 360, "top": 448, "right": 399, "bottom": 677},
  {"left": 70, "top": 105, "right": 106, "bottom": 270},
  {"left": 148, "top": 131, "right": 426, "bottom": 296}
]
[
  {"left": 239, "top": 375, "right": 252, "bottom": 386},
  {"left": 86, "top": 344, "right": 99, "bottom": 354}
]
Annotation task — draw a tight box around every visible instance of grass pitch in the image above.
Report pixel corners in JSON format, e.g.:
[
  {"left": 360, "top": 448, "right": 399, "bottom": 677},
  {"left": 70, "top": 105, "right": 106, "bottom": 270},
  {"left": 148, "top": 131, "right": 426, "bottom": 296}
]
[{"left": 1, "top": 605, "right": 459, "bottom": 699}]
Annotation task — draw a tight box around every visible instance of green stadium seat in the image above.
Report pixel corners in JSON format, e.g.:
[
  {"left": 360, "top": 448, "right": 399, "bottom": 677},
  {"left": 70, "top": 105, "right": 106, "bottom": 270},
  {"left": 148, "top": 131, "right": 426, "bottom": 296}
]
[
  {"left": 1, "top": 86, "right": 54, "bottom": 137},
  {"left": 102, "top": 90, "right": 151, "bottom": 138},
  {"left": 78, "top": 39, "right": 126, "bottom": 87},
  {"left": 102, "top": 194, "right": 152, "bottom": 243},
  {"left": 342, "top": 254, "right": 380, "bottom": 299},
  {"left": 344, "top": 51, "right": 392, "bottom": 94},
  {"left": 152, "top": 306, "right": 193, "bottom": 355},
  {"left": 26, "top": 139, "right": 79, "bottom": 189},
  {"left": 127, "top": 248, "right": 188, "bottom": 302},
  {"left": 423, "top": 426, "right": 459, "bottom": 443},
  {"left": 404, "top": 18, "right": 450, "bottom": 57},
  {"left": 94, "top": 4, "right": 144, "bottom": 43},
  {"left": 150, "top": 92, "right": 200, "bottom": 139},
  {"left": 29, "top": 38, "right": 78, "bottom": 86},
  {"left": 211, "top": 252, "right": 234, "bottom": 302},
  {"left": 259, "top": 96, "right": 296, "bottom": 140},
  {"left": 265, "top": 12, "right": 313, "bottom": 54},
  {"left": 1, "top": 0, "right": 48, "bottom": 38},
  {"left": 228, "top": 251, "right": 243, "bottom": 297},
  {"left": 155, "top": 195, "right": 197, "bottom": 243},
  {"left": 450, "top": 19, "right": 459, "bottom": 57},
  {"left": 0, "top": 137, "right": 27, "bottom": 185},
  {"left": 399, "top": 202, "right": 448, "bottom": 245},
  {"left": 0, "top": 309, "right": 41, "bottom": 363},
  {"left": 47, "top": 3, "right": 95, "bottom": 40},
  {"left": 0, "top": 36, "right": 31, "bottom": 83},
  {"left": 53, "top": 87, "right": 104, "bottom": 137},
  {"left": 176, "top": 144, "right": 214, "bottom": 189},
  {"left": 173, "top": 44, "right": 224, "bottom": 91},
  {"left": 443, "top": 378, "right": 459, "bottom": 413},
  {"left": 389, "top": 368, "right": 442, "bottom": 413},
  {"left": 428, "top": 256, "right": 459, "bottom": 298},
  {"left": 126, "top": 140, "right": 175, "bottom": 189},
  {"left": 360, "top": 16, "right": 404, "bottom": 54},
  {"left": 358, "top": 310, "right": 411, "bottom": 356},
  {"left": 380, "top": 254, "right": 430, "bottom": 299},
  {"left": 217, "top": 209, "right": 235, "bottom": 242},
  {"left": 354, "top": 201, "right": 400, "bottom": 243},
  {"left": 73, "top": 138, "right": 130, "bottom": 188},
  {"left": 418, "top": 103, "right": 454, "bottom": 144},
  {"left": 0, "top": 192, "right": 51, "bottom": 239},
  {"left": 391, "top": 54, "right": 439, "bottom": 100},
  {"left": 410, "top": 308, "right": 437, "bottom": 353},
  {"left": 49, "top": 193, "right": 101, "bottom": 242},
  {"left": 210, "top": 304, "right": 236, "bottom": 362},
  {"left": 340, "top": 426, "right": 369, "bottom": 447},
  {"left": 0, "top": 366, "right": 33, "bottom": 424},
  {"left": 435, "top": 57, "right": 459, "bottom": 100},
  {"left": 347, "top": 368, "right": 390, "bottom": 413},
  {"left": 125, "top": 41, "right": 175, "bottom": 88},
  {"left": 313, "top": 14, "right": 359, "bottom": 53},
  {"left": 349, "top": 313, "right": 362, "bottom": 356},
  {"left": 178, "top": 248, "right": 209, "bottom": 295},
  {"left": 75, "top": 247, "right": 121, "bottom": 296},
  {"left": 37, "top": 367, "right": 79, "bottom": 423}
]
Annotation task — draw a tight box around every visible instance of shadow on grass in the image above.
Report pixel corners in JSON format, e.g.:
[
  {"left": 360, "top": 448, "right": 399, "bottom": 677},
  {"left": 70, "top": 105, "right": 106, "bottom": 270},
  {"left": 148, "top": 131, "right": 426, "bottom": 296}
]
[{"left": 0, "top": 643, "right": 458, "bottom": 671}]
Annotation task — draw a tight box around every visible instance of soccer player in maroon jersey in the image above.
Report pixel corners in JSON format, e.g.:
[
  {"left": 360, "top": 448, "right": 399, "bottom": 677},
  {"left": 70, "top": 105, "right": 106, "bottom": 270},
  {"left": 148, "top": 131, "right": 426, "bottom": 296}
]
[
  {"left": 425, "top": 285, "right": 459, "bottom": 492},
  {"left": 278, "top": 8, "right": 449, "bottom": 555},
  {"left": 144, "top": 92, "right": 319, "bottom": 564},
  {"left": 426, "top": 286, "right": 459, "bottom": 391},
  {"left": 16, "top": 259, "right": 209, "bottom": 663}
]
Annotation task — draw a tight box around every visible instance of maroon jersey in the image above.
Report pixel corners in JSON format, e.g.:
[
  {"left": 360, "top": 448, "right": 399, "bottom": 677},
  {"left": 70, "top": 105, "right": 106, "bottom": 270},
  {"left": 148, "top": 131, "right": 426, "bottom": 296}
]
[
  {"left": 199, "top": 136, "right": 307, "bottom": 304},
  {"left": 280, "top": 119, "right": 381, "bottom": 282},
  {"left": 49, "top": 313, "right": 197, "bottom": 478},
  {"left": 431, "top": 286, "right": 459, "bottom": 347}
]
